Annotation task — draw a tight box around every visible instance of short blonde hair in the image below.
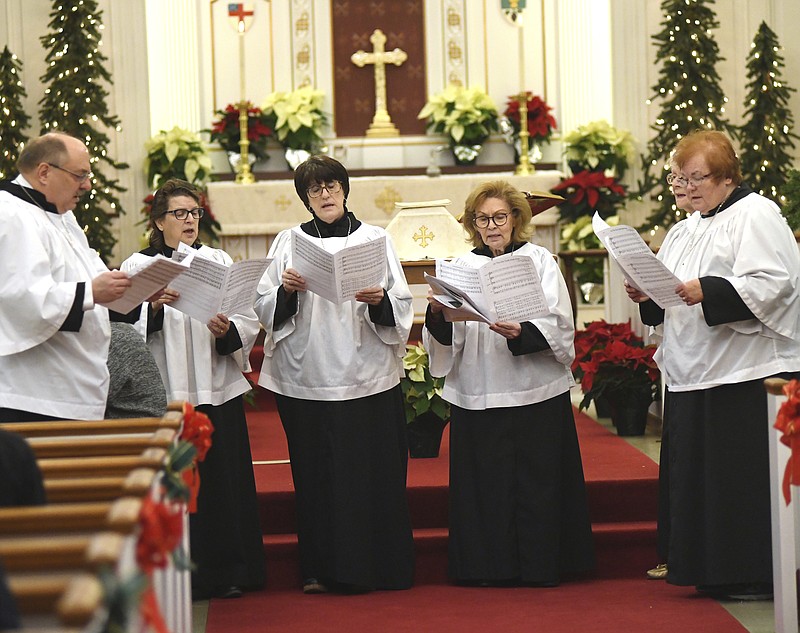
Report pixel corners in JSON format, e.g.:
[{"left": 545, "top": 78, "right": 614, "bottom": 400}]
[{"left": 461, "top": 180, "right": 534, "bottom": 248}]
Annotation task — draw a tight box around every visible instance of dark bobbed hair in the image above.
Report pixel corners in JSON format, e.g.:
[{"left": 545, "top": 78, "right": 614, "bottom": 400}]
[
  {"left": 293, "top": 155, "right": 350, "bottom": 210},
  {"left": 16, "top": 132, "right": 72, "bottom": 174},
  {"left": 148, "top": 178, "right": 202, "bottom": 250},
  {"left": 461, "top": 180, "right": 534, "bottom": 248},
  {"left": 672, "top": 129, "right": 743, "bottom": 186}
]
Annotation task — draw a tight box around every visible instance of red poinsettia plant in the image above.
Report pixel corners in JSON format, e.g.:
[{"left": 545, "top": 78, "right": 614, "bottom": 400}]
[
  {"left": 551, "top": 170, "right": 627, "bottom": 223},
  {"left": 574, "top": 320, "right": 660, "bottom": 411},
  {"left": 209, "top": 101, "right": 273, "bottom": 161},
  {"left": 775, "top": 379, "right": 800, "bottom": 504},
  {"left": 503, "top": 92, "right": 557, "bottom": 142}
]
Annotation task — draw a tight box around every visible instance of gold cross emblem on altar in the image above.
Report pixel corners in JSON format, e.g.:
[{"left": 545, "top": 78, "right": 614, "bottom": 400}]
[
  {"left": 274, "top": 195, "right": 292, "bottom": 212},
  {"left": 413, "top": 225, "right": 436, "bottom": 248},
  {"left": 375, "top": 187, "right": 402, "bottom": 215},
  {"left": 350, "top": 29, "right": 407, "bottom": 137}
]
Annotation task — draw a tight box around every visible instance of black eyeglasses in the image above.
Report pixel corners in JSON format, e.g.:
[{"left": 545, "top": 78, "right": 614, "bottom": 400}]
[
  {"left": 164, "top": 207, "right": 205, "bottom": 220},
  {"left": 47, "top": 163, "right": 93, "bottom": 183},
  {"left": 307, "top": 181, "right": 342, "bottom": 198},
  {"left": 474, "top": 212, "right": 513, "bottom": 228}
]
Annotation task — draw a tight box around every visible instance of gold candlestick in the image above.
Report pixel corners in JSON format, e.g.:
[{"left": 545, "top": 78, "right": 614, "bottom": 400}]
[
  {"left": 515, "top": 93, "right": 533, "bottom": 175},
  {"left": 234, "top": 13, "right": 254, "bottom": 184}
]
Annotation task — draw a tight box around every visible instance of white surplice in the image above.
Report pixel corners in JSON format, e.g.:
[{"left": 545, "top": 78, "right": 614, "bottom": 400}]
[
  {"left": 655, "top": 192, "right": 800, "bottom": 391},
  {"left": 0, "top": 176, "right": 111, "bottom": 419},
  {"left": 423, "top": 242, "right": 576, "bottom": 410},
  {"left": 255, "top": 223, "right": 413, "bottom": 400},
  {"left": 121, "top": 246, "right": 258, "bottom": 405}
]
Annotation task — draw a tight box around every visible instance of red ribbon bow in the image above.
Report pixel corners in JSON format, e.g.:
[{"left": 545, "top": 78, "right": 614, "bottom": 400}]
[{"left": 774, "top": 379, "right": 800, "bottom": 504}]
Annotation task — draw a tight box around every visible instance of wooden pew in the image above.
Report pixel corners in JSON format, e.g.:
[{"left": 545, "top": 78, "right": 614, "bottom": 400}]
[
  {"left": 0, "top": 409, "right": 183, "bottom": 438},
  {"left": 43, "top": 468, "right": 157, "bottom": 504},
  {"left": 7, "top": 571, "right": 104, "bottom": 627},
  {"left": 37, "top": 447, "right": 168, "bottom": 479},
  {"left": 25, "top": 427, "right": 177, "bottom": 459},
  {"left": 0, "top": 532, "right": 124, "bottom": 572},
  {"left": 0, "top": 498, "right": 142, "bottom": 536}
]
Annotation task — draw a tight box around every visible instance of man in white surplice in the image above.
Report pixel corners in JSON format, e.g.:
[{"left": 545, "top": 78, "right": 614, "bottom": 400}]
[{"left": 0, "top": 133, "right": 131, "bottom": 421}]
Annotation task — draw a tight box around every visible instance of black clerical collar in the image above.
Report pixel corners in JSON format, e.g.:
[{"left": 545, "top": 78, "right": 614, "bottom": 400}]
[
  {"left": 0, "top": 180, "right": 59, "bottom": 214},
  {"left": 141, "top": 243, "right": 200, "bottom": 257},
  {"left": 300, "top": 211, "right": 361, "bottom": 238},
  {"left": 473, "top": 242, "right": 525, "bottom": 258},
  {"left": 701, "top": 185, "right": 750, "bottom": 218}
]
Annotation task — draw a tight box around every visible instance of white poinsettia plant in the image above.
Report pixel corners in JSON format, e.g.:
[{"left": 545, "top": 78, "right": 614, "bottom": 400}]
[
  {"left": 417, "top": 84, "right": 500, "bottom": 146},
  {"left": 562, "top": 119, "right": 637, "bottom": 178},
  {"left": 143, "top": 126, "right": 213, "bottom": 188},
  {"left": 261, "top": 86, "right": 327, "bottom": 151}
]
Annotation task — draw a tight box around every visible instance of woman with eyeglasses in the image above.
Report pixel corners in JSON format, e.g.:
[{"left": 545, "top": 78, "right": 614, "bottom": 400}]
[
  {"left": 121, "top": 178, "right": 265, "bottom": 600},
  {"left": 254, "top": 155, "right": 414, "bottom": 594},
  {"left": 423, "top": 180, "right": 594, "bottom": 587},
  {"left": 625, "top": 130, "right": 800, "bottom": 600}
]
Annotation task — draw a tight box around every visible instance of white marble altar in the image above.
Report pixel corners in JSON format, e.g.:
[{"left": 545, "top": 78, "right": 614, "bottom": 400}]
[{"left": 206, "top": 171, "right": 563, "bottom": 261}]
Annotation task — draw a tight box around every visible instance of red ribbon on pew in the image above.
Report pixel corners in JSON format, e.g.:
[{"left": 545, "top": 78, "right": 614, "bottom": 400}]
[
  {"left": 136, "top": 495, "right": 185, "bottom": 633},
  {"left": 180, "top": 403, "right": 214, "bottom": 513},
  {"left": 774, "top": 379, "right": 800, "bottom": 505}
]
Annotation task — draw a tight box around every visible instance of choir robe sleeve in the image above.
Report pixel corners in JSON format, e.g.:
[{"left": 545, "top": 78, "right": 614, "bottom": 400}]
[
  {"left": 0, "top": 202, "right": 93, "bottom": 355},
  {"left": 254, "top": 230, "right": 294, "bottom": 356},
  {"left": 715, "top": 199, "right": 800, "bottom": 338}
]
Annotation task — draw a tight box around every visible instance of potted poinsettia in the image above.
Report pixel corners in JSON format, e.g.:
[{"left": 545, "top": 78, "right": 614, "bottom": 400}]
[
  {"left": 562, "top": 119, "right": 636, "bottom": 179},
  {"left": 262, "top": 87, "right": 327, "bottom": 168},
  {"left": 401, "top": 343, "right": 450, "bottom": 457},
  {"left": 575, "top": 320, "right": 660, "bottom": 436},
  {"left": 208, "top": 101, "right": 274, "bottom": 165},
  {"left": 417, "top": 85, "right": 499, "bottom": 165},
  {"left": 500, "top": 92, "right": 557, "bottom": 164}
]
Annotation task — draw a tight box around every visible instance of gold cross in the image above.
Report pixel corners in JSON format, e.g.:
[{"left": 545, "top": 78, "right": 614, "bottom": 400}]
[
  {"left": 413, "top": 225, "right": 436, "bottom": 248},
  {"left": 274, "top": 195, "right": 292, "bottom": 212},
  {"left": 350, "top": 29, "right": 407, "bottom": 137},
  {"left": 375, "top": 187, "right": 402, "bottom": 215}
]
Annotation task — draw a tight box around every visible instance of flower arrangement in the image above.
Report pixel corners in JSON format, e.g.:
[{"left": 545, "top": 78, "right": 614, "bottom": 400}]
[
  {"left": 417, "top": 84, "right": 500, "bottom": 147},
  {"left": 208, "top": 101, "right": 273, "bottom": 161},
  {"left": 400, "top": 342, "right": 450, "bottom": 424},
  {"left": 261, "top": 86, "right": 327, "bottom": 151},
  {"left": 573, "top": 320, "right": 660, "bottom": 412},
  {"left": 562, "top": 119, "right": 637, "bottom": 178},
  {"left": 774, "top": 378, "right": 800, "bottom": 503},
  {"left": 551, "top": 170, "right": 627, "bottom": 223},
  {"left": 142, "top": 126, "right": 221, "bottom": 244},
  {"left": 502, "top": 92, "right": 557, "bottom": 143}
]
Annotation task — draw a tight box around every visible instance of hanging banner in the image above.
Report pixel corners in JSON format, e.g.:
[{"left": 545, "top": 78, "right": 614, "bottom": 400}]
[
  {"left": 228, "top": 3, "right": 255, "bottom": 32},
  {"left": 501, "top": 0, "right": 526, "bottom": 23}
]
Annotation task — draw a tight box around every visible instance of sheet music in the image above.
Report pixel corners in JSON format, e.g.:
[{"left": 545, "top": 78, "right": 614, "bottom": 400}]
[
  {"left": 167, "top": 245, "right": 270, "bottom": 322},
  {"left": 101, "top": 254, "right": 191, "bottom": 313},
  {"left": 427, "top": 255, "right": 550, "bottom": 323},
  {"left": 291, "top": 231, "right": 387, "bottom": 304},
  {"left": 592, "top": 213, "right": 684, "bottom": 308}
]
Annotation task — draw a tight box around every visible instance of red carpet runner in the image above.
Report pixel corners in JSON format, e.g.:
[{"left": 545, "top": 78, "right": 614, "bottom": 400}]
[{"left": 204, "top": 390, "right": 747, "bottom": 632}]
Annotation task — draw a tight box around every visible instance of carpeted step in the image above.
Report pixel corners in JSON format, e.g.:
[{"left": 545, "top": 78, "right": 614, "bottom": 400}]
[{"left": 262, "top": 521, "right": 657, "bottom": 591}]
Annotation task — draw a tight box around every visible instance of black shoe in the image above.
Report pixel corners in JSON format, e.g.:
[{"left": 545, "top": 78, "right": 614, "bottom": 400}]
[
  {"left": 218, "top": 585, "right": 243, "bottom": 599},
  {"left": 697, "top": 583, "right": 773, "bottom": 601},
  {"left": 303, "top": 578, "right": 328, "bottom": 594}
]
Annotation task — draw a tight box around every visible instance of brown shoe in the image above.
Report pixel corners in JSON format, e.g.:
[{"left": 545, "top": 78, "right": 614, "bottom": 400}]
[{"left": 646, "top": 563, "right": 668, "bottom": 580}]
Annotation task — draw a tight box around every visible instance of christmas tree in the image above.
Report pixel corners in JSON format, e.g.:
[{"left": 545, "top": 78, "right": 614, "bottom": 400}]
[
  {"left": 0, "top": 46, "right": 31, "bottom": 179},
  {"left": 635, "top": 0, "right": 736, "bottom": 238},
  {"left": 739, "top": 21, "right": 798, "bottom": 205},
  {"left": 38, "top": 0, "right": 128, "bottom": 262}
]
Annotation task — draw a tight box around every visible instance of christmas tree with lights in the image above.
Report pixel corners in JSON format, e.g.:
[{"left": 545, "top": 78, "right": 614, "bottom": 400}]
[
  {"left": 38, "top": 0, "right": 128, "bottom": 262},
  {"left": 635, "top": 0, "right": 736, "bottom": 237},
  {"left": 739, "top": 21, "right": 798, "bottom": 205},
  {"left": 0, "top": 46, "right": 31, "bottom": 179}
]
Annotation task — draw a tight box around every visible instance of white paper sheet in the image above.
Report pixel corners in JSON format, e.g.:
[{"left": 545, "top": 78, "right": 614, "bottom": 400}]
[
  {"left": 101, "top": 254, "right": 193, "bottom": 314},
  {"left": 291, "top": 231, "right": 387, "bottom": 304}
]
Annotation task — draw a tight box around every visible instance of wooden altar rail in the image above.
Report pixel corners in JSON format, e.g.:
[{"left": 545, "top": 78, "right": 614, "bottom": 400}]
[{"left": 765, "top": 377, "right": 800, "bottom": 633}]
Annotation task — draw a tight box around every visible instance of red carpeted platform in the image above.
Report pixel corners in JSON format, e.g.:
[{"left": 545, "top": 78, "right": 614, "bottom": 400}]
[{"left": 203, "top": 386, "right": 747, "bottom": 632}]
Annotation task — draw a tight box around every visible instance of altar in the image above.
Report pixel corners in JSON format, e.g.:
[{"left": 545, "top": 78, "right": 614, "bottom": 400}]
[{"left": 206, "top": 170, "right": 563, "bottom": 261}]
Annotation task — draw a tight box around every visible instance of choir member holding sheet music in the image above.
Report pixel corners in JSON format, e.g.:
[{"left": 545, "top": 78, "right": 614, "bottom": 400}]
[
  {"left": 625, "top": 130, "right": 800, "bottom": 600},
  {"left": 121, "top": 179, "right": 264, "bottom": 600},
  {"left": 254, "top": 155, "right": 414, "bottom": 595},
  {"left": 0, "top": 133, "right": 131, "bottom": 422},
  {"left": 423, "top": 180, "right": 594, "bottom": 587}
]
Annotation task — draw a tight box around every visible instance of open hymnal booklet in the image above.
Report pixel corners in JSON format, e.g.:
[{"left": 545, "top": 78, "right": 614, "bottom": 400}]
[
  {"left": 591, "top": 212, "right": 684, "bottom": 309},
  {"left": 291, "top": 230, "right": 387, "bottom": 304},
  {"left": 167, "top": 242, "right": 271, "bottom": 323},
  {"left": 102, "top": 253, "right": 194, "bottom": 314},
  {"left": 424, "top": 255, "right": 550, "bottom": 324}
]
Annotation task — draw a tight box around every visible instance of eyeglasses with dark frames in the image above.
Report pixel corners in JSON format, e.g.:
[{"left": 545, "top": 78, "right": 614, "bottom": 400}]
[
  {"left": 164, "top": 207, "right": 205, "bottom": 220},
  {"left": 473, "top": 212, "right": 513, "bottom": 228},
  {"left": 307, "top": 181, "right": 342, "bottom": 198},
  {"left": 666, "top": 172, "right": 713, "bottom": 188},
  {"left": 47, "top": 163, "right": 93, "bottom": 184}
]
